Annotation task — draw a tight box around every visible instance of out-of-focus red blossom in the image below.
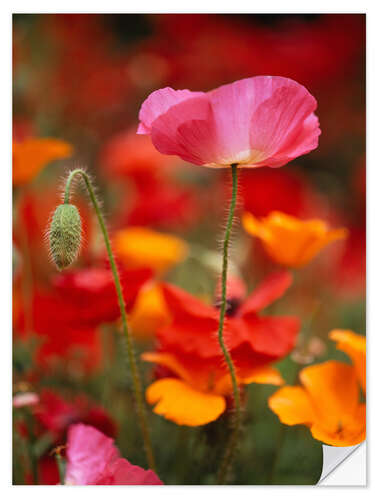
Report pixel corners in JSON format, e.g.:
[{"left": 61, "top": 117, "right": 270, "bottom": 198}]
[
  {"left": 100, "top": 128, "right": 175, "bottom": 183},
  {"left": 237, "top": 168, "right": 318, "bottom": 218},
  {"left": 332, "top": 226, "right": 366, "bottom": 299},
  {"left": 41, "top": 14, "right": 132, "bottom": 123},
  {"left": 34, "top": 389, "right": 117, "bottom": 439},
  {"left": 38, "top": 456, "right": 60, "bottom": 486},
  {"left": 328, "top": 160, "right": 365, "bottom": 299},
  {"left": 145, "top": 14, "right": 364, "bottom": 90},
  {"left": 16, "top": 288, "right": 101, "bottom": 370},
  {"left": 15, "top": 265, "right": 151, "bottom": 369},
  {"left": 100, "top": 129, "right": 201, "bottom": 229},
  {"left": 13, "top": 119, "right": 34, "bottom": 142},
  {"left": 126, "top": 180, "right": 199, "bottom": 229},
  {"left": 53, "top": 266, "right": 153, "bottom": 325}
]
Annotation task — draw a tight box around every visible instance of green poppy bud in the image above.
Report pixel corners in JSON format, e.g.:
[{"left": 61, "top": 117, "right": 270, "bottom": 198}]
[{"left": 49, "top": 203, "right": 82, "bottom": 270}]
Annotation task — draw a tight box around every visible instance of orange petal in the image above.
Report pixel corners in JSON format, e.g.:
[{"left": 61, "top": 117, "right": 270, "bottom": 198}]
[
  {"left": 329, "top": 329, "right": 366, "bottom": 392},
  {"left": 214, "top": 366, "right": 284, "bottom": 396},
  {"left": 300, "top": 361, "right": 359, "bottom": 430},
  {"left": 310, "top": 403, "right": 366, "bottom": 447},
  {"left": 268, "top": 386, "right": 316, "bottom": 426},
  {"left": 13, "top": 138, "right": 73, "bottom": 185},
  {"left": 242, "top": 366, "right": 285, "bottom": 386},
  {"left": 242, "top": 212, "right": 271, "bottom": 241},
  {"left": 141, "top": 352, "right": 192, "bottom": 384},
  {"left": 243, "top": 211, "right": 347, "bottom": 268},
  {"left": 129, "top": 283, "right": 171, "bottom": 340},
  {"left": 146, "top": 378, "right": 226, "bottom": 426},
  {"left": 113, "top": 227, "right": 188, "bottom": 275}
]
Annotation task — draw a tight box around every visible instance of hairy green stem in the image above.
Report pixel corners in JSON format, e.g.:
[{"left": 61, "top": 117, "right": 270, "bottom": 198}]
[
  {"left": 64, "top": 169, "right": 156, "bottom": 471},
  {"left": 55, "top": 451, "right": 66, "bottom": 484},
  {"left": 216, "top": 164, "right": 241, "bottom": 484}
]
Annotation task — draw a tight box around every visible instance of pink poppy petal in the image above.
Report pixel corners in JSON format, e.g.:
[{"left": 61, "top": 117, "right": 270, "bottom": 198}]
[
  {"left": 137, "top": 87, "right": 204, "bottom": 134},
  {"left": 65, "top": 424, "right": 119, "bottom": 485},
  {"left": 206, "top": 76, "right": 279, "bottom": 166},
  {"left": 266, "top": 113, "right": 321, "bottom": 167},
  {"left": 150, "top": 95, "right": 217, "bottom": 165},
  {"left": 248, "top": 80, "right": 319, "bottom": 167},
  {"left": 104, "top": 458, "right": 163, "bottom": 485},
  {"left": 137, "top": 77, "right": 320, "bottom": 168}
]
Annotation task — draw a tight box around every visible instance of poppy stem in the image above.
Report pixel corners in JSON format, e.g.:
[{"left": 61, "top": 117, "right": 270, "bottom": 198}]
[
  {"left": 63, "top": 169, "right": 156, "bottom": 472},
  {"left": 216, "top": 164, "right": 241, "bottom": 484}
]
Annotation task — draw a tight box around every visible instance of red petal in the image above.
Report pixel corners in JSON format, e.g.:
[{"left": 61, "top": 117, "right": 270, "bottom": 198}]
[
  {"left": 237, "top": 271, "right": 293, "bottom": 316},
  {"left": 230, "top": 315, "right": 300, "bottom": 363}
]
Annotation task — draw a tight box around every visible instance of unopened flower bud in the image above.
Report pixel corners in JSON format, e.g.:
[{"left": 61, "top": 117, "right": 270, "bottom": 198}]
[{"left": 49, "top": 203, "right": 82, "bottom": 270}]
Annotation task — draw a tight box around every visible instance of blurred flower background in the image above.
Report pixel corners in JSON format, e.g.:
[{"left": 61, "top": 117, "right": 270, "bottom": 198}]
[{"left": 13, "top": 14, "right": 365, "bottom": 485}]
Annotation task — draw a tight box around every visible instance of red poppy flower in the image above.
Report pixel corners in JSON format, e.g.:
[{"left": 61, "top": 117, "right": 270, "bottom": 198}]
[
  {"left": 34, "top": 389, "right": 117, "bottom": 439},
  {"left": 15, "top": 265, "right": 152, "bottom": 369},
  {"left": 158, "top": 271, "right": 299, "bottom": 368},
  {"left": 53, "top": 266, "right": 153, "bottom": 326},
  {"left": 143, "top": 272, "right": 300, "bottom": 425},
  {"left": 238, "top": 168, "right": 315, "bottom": 218},
  {"left": 147, "top": 14, "right": 364, "bottom": 90}
]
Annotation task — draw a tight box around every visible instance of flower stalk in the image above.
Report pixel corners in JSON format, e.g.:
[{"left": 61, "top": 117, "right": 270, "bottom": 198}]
[
  {"left": 216, "top": 164, "right": 241, "bottom": 484},
  {"left": 61, "top": 169, "right": 156, "bottom": 471}
]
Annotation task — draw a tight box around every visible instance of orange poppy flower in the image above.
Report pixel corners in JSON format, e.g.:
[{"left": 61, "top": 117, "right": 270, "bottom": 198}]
[
  {"left": 242, "top": 211, "right": 348, "bottom": 268},
  {"left": 330, "top": 329, "right": 366, "bottom": 392},
  {"left": 269, "top": 361, "right": 365, "bottom": 446},
  {"left": 113, "top": 226, "right": 188, "bottom": 274},
  {"left": 13, "top": 138, "right": 73, "bottom": 185},
  {"left": 129, "top": 282, "right": 171, "bottom": 340},
  {"left": 143, "top": 351, "right": 283, "bottom": 426}
]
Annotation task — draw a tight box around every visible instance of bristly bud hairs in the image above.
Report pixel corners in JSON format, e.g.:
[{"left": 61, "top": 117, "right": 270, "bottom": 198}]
[{"left": 49, "top": 203, "right": 82, "bottom": 271}]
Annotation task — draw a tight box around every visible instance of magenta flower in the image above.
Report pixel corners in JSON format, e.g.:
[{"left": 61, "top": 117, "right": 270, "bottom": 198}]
[
  {"left": 65, "top": 424, "right": 163, "bottom": 485},
  {"left": 137, "top": 76, "right": 320, "bottom": 168}
]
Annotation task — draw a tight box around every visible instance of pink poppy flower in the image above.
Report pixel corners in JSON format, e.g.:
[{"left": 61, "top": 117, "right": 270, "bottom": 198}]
[
  {"left": 65, "top": 424, "right": 163, "bottom": 485},
  {"left": 137, "top": 76, "right": 320, "bottom": 169}
]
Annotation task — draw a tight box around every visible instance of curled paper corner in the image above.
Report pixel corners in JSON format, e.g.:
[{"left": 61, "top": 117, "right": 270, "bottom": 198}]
[{"left": 318, "top": 441, "right": 366, "bottom": 485}]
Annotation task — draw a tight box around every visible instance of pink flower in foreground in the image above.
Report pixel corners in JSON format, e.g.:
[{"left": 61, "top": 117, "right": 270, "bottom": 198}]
[
  {"left": 65, "top": 424, "right": 163, "bottom": 485},
  {"left": 137, "top": 76, "right": 320, "bottom": 169}
]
